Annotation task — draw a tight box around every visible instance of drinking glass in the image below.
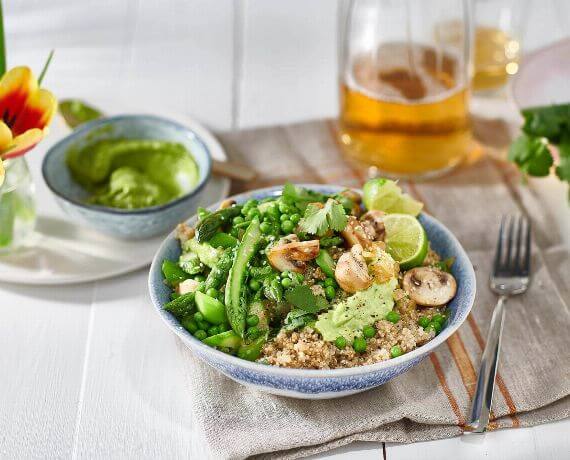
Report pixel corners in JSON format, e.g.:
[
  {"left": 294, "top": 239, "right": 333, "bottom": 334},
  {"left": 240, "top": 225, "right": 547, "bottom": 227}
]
[{"left": 338, "top": 0, "right": 474, "bottom": 179}]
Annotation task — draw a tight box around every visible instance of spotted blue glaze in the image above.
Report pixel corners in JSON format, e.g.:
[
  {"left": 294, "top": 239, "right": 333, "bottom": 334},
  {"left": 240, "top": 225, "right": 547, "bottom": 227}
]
[
  {"left": 42, "top": 115, "right": 212, "bottom": 239},
  {"left": 148, "top": 185, "right": 476, "bottom": 399}
]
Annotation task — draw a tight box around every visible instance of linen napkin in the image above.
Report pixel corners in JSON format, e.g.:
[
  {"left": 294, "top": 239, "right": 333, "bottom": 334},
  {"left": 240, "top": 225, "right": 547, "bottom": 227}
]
[
  {"left": 176, "top": 121, "right": 570, "bottom": 459},
  {"left": 179, "top": 248, "right": 570, "bottom": 459}
]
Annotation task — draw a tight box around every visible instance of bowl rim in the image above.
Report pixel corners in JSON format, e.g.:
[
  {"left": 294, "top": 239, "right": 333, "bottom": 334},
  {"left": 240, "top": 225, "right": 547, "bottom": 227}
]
[
  {"left": 149, "top": 184, "right": 477, "bottom": 378},
  {"left": 41, "top": 113, "right": 212, "bottom": 215}
]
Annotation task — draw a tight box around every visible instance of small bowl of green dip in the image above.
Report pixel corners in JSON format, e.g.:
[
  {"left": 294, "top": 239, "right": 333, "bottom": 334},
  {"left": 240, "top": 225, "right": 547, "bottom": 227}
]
[{"left": 42, "top": 114, "right": 212, "bottom": 239}]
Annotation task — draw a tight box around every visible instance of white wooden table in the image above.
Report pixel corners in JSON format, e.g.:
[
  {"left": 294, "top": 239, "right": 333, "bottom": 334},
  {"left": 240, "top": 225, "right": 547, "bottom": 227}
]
[{"left": 2, "top": 1, "right": 569, "bottom": 459}]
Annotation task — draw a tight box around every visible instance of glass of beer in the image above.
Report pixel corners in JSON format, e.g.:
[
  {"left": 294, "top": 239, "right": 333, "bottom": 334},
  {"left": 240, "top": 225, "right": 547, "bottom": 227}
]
[{"left": 338, "top": 0, "right": 474, "bottom": 179}]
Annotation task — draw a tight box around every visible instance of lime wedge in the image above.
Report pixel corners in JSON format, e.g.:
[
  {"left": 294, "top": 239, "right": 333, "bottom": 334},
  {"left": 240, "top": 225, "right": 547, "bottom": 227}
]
[
  {"left": 383, "top": 214, "right": 428, "bottom": 269},
  {"left": 363, "top": 179, "right": 423, "bottom": 216}
]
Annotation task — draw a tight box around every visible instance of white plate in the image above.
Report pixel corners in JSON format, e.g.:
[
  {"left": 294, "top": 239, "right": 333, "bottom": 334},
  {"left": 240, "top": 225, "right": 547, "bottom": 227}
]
[
  {"left": 0, "top": 107, "right": 230, "bottom": 285},
  {"left": 511, "top": 38, "right": 570, "bottom": 109}
]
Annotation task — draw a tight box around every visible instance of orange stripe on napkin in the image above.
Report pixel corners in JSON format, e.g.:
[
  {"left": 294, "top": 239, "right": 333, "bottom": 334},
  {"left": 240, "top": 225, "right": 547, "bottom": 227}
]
[{"left": 430, "top": 353, "right": 465, "bottom": 426}]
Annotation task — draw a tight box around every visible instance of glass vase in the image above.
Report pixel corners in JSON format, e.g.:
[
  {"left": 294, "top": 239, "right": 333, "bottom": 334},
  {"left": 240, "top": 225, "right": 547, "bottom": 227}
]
[{"left": 0, "top": 157, "right": 36, "bottom": 253}]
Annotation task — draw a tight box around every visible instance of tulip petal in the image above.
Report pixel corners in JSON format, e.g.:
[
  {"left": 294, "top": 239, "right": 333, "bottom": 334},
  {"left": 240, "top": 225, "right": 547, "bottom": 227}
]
[
  {"left": 0, "top": 67, "right": 36, "bottom": 128},
  {"left": 0, "top": 121, "right": 13, "bottom": 151},
  {"left": 1, "top": 128, "right": 45, "bottom": 159},
  {"left": 12, "top": 88, "right": 57, "bottom": 135},
  {"left": 0, "top": 159, "right": 5, "bottom": 187}
]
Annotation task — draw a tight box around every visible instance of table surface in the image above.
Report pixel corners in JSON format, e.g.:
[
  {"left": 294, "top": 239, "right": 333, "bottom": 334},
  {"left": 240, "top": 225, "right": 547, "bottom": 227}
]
[{"left": 2, "top": 1, "right": 569, "bottom": 459}]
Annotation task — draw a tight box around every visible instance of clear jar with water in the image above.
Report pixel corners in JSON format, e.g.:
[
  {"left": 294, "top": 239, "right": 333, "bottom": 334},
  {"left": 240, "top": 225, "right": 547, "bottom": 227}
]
[{"left": 0, "top": 157, "right": 36, "bottom": 253}]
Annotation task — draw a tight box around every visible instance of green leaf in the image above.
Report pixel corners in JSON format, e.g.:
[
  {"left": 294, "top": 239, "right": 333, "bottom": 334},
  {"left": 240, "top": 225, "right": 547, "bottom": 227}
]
[
  {"left": 284, "top": 285, "right": 328, "bottom": 313},
  {"left": 521, "top": 104, "right": 570, "bottom": 143},
  {"left": 282, "top": 309, "right": 316, "bottom": 331},
  {"left": 298, "top": 199, "right": 347, "bottom": 236},
  {"left": 38, "top": 49, "right": 55, "bottom": 86},
  {"left": 508, "top": 134, "right": 553, "bottom": 177},
  {"left": 282, "top": 183, "right": 327, "bottom": 211}
]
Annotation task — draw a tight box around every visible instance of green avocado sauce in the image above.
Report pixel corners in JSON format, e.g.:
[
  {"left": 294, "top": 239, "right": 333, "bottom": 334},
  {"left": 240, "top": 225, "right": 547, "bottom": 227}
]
[{"left": 66, "top": 139, "right": 199, "bottom": 210}]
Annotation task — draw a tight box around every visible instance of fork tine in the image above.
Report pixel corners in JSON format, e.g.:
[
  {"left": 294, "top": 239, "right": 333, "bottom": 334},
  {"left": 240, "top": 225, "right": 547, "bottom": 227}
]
[
  {"left": 505, "top": 215, "right": 515, "bottom": 271},
  {"left": 493, "top": 216, "right": 506, "bottom": 273},
  {"left": 522, "top": 218, "right": 532, "bottom": 275},
  {"left": 513, "top": 215, "right": 523, "bottom": 272}
]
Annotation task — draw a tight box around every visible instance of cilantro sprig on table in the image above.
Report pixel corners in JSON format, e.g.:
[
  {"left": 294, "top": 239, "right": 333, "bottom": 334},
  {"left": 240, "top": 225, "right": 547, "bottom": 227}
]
[
  {"left": 508, "top": 103, "right": 570, "bottom": 200},
  {"left": 298, "top": 199, "right": 348, "bottom": 236}
]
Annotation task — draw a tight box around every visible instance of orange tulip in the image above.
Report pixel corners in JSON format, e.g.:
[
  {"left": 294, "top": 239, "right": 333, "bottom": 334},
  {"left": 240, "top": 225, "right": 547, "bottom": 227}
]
[{"left": 0, "top": 66, "right": 57, "bottom": 160}]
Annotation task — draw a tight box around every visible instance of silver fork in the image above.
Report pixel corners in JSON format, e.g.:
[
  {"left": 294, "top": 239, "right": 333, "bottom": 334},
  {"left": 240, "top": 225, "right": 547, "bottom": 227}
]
[{"left": 466, "top": 214, "right": 532, "bottom": 433}]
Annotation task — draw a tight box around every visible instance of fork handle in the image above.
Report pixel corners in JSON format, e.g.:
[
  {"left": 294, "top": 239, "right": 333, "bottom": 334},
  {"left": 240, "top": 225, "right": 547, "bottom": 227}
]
[{"left": 466, "top": 295, "right": 508, "bottom": 433}]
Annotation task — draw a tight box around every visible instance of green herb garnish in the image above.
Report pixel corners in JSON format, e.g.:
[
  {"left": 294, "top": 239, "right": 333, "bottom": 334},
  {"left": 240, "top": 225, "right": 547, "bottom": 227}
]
[
  {"left": 284, "top": 285, "right": 328, "bottom": 313},
  {"left": 298, "top": 198, "right": 347, "bottom": 236},
  {"left": 508, "top": 103, "right": 570, "bottom": 200}
]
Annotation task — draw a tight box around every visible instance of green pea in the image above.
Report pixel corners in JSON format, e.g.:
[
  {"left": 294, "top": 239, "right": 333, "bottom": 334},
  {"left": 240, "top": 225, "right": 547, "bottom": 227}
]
[
  {"left": 181, "top": 316, "right": 198, "bottom": 334},
  {"left": 390, "top": 345, "right": 403, "bottom": 358},
  {"left": 278, "top": 202, "right": 291, "bottom": 214},
  {"left": 247, "top": 208, "right": 260, "bottom": 219},
  {"left": 280, "top": 270, "right": 290, "bottom": 279},
  {"left": 363, "top": 325, "right": 376, "bottom": 338},
  {"left": 194, "top": 311, "right": 205, "bottom": 322},
  {"left": 431, "top": 321, "right": 443, "bottom": 333},
  {"left": 218, "top": 322, "right": 230, "bottom": 332},
  {"left": 194, "top": 330, "right": 208, "bottom": 340},
  {"left": 386, "top": 311, "right": 401, "bottom": 324},
  {"left": 334, "top": 336, "right": 347, "bottom": 349},
  {"left": 324, "top": 277, "right": 337, "bottom": 287},
  {"left": 249, "top": 279, "right": 261, "bottom": 291},
  {"left": 246, "top": 315, "right": 260, "bottom": 327},
  {"left": 197, "top": 320, "right": 210, "bottom": 331},
  {"left": 353, "top": 337, "right": 367, "bottom": 353},
  {"left": 418, "top": 316, "right": 430, "bottom": 328},
  {"left": 425, "top": 324, "right": 437, "bottom": 335},
  {"left": 246, "top": 326, "right": 260, "bottom": 339},
  {"left": 233, "top": 216, "right": 244, "bottom": 225},
  {"left": 194, "top": 274, "right": 206, "bottom": 282},
  {"left": 244, "top": 199, "right": 258, "bottom": 209},
  {"left": 206, "top": 287, "right": 218, "bottom": 298},
  {"left": 279, "top": 213, "right": 290, "bottom": 222},
  {"left": 267, "top": 203, "right": 280, "bottom": 220},
  {"left": 281, "top": 220, "right": 294, "bottom": 233},
  {"left": 207, "top": 325, "right": 219, "bottom": 336},
  {"left": 290, "top": 213, "right": 301, "bottom": 224},
  {"left": 432, "top": 314, "right": 445, "bottom": 325},
  {"left": 325, "top": 285, "right": 336, "bottom": 300},
  {"left": 260, "top": 221, "right": 272, "bottom": 234},
  {"left": 281, "top": 277, "right": 292, "bottom": 288}
]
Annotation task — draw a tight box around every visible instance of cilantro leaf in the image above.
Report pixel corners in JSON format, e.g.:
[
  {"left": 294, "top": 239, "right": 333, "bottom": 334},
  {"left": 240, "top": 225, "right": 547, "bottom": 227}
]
[
  {"left": 282, "top": 183, "right": 327, "bottom": 211},
  {"left": 284, "top": 285, "right": 328, "bottom": 313},
  {"left": 282, "top": 309, "right": 316, "bottom": 331},
  {"left": 522, "top": 104, "right": 570, "bottom": 142},
  {"left": 298, "top": 199, "right": 348, "bottom": 236},
  {"left": 508, "top": 134, "right": 553, "bottom": 177}
]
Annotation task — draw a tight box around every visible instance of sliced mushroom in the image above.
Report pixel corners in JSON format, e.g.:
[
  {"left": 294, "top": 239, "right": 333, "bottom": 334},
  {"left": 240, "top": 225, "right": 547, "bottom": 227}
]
[
  {"left": 402, "top": 267, "right": 457, "bottom": 307},
  {"left": 175, "top": 223, "right": 195, "bottom": 243},
  {"left": 219, "top": 198, "right": 236, "bottom": 209},
  {"left": 268, "top": 239, "right": 320, "bottom": 273},
  {"left": 177, "top": 278, "right": 200, "bottom": 295},
  {"left": 334, "top": 244, "right": 373, "bottom": 293},
  {"left": 340, "top": 189, "right": 363, "bottom": 217},
  {"left": 341, "top": 216, "right": 373, "bottom": 248},
  {"left": 360, "top": 210, "right": 386, "bottom": 241}
]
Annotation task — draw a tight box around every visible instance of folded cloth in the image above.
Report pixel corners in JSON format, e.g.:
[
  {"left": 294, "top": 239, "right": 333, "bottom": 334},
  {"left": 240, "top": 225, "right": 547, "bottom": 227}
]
[
  {"left": 180, "top": 246, "right": 570, "bottom": 460},
  {"left": 179, "top": 122, "right": 570, "bottom": 459}
]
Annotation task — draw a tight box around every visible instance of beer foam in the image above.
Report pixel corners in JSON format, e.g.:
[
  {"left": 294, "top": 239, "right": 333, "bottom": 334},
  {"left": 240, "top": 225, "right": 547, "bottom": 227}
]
[{"left": 345, "top": 42, "right": 466, "bottom": 104}]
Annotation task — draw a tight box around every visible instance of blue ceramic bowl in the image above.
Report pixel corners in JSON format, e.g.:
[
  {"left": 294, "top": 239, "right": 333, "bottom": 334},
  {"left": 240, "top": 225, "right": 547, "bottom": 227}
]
[
  {"left": 149, "top": 185, "right": 476, "bottom": 399},
  {"left": 42, "top": 115, "right": 212, "bottom": 239}
]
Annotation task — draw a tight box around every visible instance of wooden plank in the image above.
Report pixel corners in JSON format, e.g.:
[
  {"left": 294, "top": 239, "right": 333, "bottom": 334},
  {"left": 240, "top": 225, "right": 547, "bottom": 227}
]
[
  {"left": 239, "top": 0, "right": 339, "bottom": 128},
  {"left": 72, "top": 272, "right": 198, "bottom": 459},
  {"left": 0, "top": 283, "right": 94, "bottom": 458}
]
